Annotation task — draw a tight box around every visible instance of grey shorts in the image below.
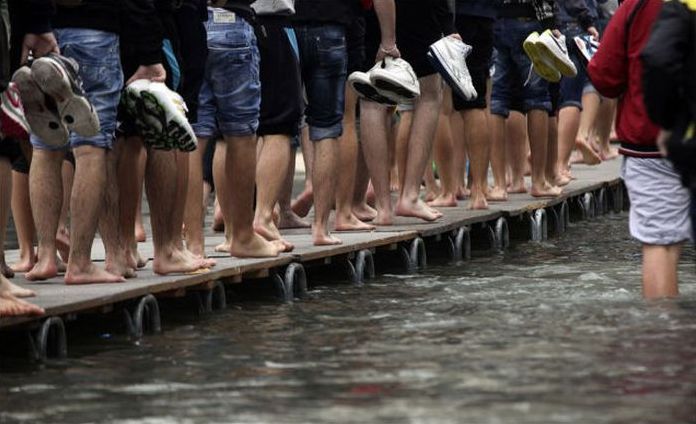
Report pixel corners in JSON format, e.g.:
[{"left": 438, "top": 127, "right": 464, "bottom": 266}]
[{"left": 622, "top": 156, "right": 693, "bottom": 245}]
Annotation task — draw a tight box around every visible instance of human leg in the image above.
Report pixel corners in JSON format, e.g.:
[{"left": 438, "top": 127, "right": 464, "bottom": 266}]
[
  {"left": 10, "top": 170, "right": 35, "bottom": 272},
  {"left": 430, "top": 88, "right": 459, "bottom": 208},
  {"left": 506, "top": 111, "right": 528, "bottom": 194},
  {"left": 360, "top": 100, "right": 393, "bottom": 225},
  {"left": 0, "top": 157, "right": 13, "bottom": 277},
  {"left": 396, "top": 74, "right": 444, "bottom": 221}
]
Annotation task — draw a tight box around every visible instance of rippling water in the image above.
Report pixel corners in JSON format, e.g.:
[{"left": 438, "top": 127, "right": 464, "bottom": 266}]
[{"left": 1, "top": 214, "right": 695, "bottom": 424}]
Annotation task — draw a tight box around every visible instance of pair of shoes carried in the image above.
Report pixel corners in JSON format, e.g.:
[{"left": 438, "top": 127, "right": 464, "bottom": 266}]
[
  {"left": 0, "top": 83, "right": 30, "bottom": 141},
  {"left": 12, "top": 53, "right": 100, "bottom": 147},
  {"left": 523, "top": 29, "right": 577, "bottom": 82},
  {"left": 427, "top": 36, "right": 477, "bottom": 101},
  {"left": 122, "top": 79, "right": 197, "bottom": 152},
  {"left": 573, "top": 34, "right": 600, "bottom": 69},
  {"left": 348, "top": 56, "right": 420, "bottom": 105}
]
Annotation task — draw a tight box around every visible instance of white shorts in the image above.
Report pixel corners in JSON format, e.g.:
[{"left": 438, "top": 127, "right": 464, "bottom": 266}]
[{"left": 622, "top": 156, "right": 693, "bottom": 245}]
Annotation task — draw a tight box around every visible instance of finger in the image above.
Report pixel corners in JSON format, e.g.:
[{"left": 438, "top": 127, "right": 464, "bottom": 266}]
[{"left": 20, "top": 45, "right": 30, "bottom": 65}]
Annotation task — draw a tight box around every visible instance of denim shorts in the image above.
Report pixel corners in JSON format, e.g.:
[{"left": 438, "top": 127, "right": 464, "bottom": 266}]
[
  {"left": 622, "top": 157, "right": 693, "bottom": 245},
  {"left": 31, "top": 28, "right": 123, "bottom": 151},
  {"left": 490, "top": 18, "right": 551, "bottom": 118},
  {"left": 294, "top": 24, "right": 347, "bottom": 142},
  {"left": 192, "top": 8, "right": 260, "bottom": 138},
  {"left": 558, "top": 23, "right": 595, "bottom": 110}
]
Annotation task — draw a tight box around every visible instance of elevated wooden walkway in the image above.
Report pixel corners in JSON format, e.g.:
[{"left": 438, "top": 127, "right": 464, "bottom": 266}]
[{"left": 0, "top": 160, "right": 625, "bottom": 360}]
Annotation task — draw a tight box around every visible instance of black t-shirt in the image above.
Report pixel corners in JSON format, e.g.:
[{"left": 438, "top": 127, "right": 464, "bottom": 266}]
[{"left": 294, "top": 0, "right": 359, "bottom": 26}]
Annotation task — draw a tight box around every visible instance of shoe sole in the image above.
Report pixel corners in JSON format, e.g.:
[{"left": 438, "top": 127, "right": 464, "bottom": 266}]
[
  {"left": 31, "top": 58, "right": 101, "bottom": 137},
  {"left": 534, "top": 40, "right": 577, "bottom": 78},
  {"left": 123, "top": 86, "right": 197, "bottom": 152},
  {"left": 12, "top": 68, "right": 68, "bottom": 146},
  {"left": 428, "top": 47, "right": 477, "bottom": 101},
  {"left": 523, "top": 39, "right": 562, "bottom": 83},
  {"left": 0, "top": 93, "right": 30, "bottom": 138},
  {"left": 348, "top": 75, "right": 397, "bottom": 106},
  {"left": 369, "top": 70, "right": 419, "bottom": 101}
]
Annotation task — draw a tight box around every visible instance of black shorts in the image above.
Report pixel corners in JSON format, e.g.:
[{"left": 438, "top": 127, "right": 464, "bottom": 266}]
[
  {"left": 396, "top": 1, "right": 442, "bottom": 78},
  {"left": 453, "top": 15, "right": 494, "bottom": 111},
  {"left": 174, "top": 4, "right": 207, "bottom": 122},
  {"left": 362, "top": 10, "right": 381, "bottom": 71},
  {"left": 346, "top": 15, "right": 367, "bottom": 74},
  {"left": 0, "top": 138, "right": 27, "bottom": 173},
  {"left": 256, "top": 19, "right": 303, "bottom": 137}
]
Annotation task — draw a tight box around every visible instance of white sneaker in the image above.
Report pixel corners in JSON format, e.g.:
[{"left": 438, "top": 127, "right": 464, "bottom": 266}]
[
  {"left": 369, "top": 57, "right": 420, "bottom": 103},
  {"left": 123, "top": 80, "right": 197, "bottom": 152},
  {"left": 534, "top": 29, "right": 577, "bottom": 77},
  {"left": 348, "top": 63, "right": 397, "bottom": 106},
  {"left": 523, "top": 32, "right": 562, "bottom": 83},
  {"left": 573, "top": 34, "right": 599, "bottom": 68},
  {"left": 428, "top": 36, "right": 477, "bottom": 101}
]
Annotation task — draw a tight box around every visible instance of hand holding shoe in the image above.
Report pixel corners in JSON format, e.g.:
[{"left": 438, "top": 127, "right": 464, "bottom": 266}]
[
  {"left": 127, "top": 64, "right": 167, "bottom": 86},
  {"left": 21, "top": 33, "right": 59, "bottom": 64}
]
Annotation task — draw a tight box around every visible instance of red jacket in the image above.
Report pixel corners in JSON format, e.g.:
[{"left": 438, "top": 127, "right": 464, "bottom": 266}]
[{"left": 587, "top": 0, "right": 662, "bottom": 158}]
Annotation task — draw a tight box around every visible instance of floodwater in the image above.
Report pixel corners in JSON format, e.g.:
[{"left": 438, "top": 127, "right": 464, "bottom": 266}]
[{"left": 1, "top": 214, "right": 695, "bottom": 424}]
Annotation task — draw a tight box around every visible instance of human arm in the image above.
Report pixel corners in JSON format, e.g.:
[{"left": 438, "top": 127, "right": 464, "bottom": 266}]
[{"left": 373, "top": 0, "right": 400, "bottom": 60}]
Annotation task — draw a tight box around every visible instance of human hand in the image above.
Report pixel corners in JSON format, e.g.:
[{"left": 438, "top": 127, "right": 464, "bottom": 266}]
[
  {"left": 448, "top": 33, "right": 462, "bottom": 41},
  {"left": 376, "top": 43, "right": 401, "bottom": 62},
  {"left": 126, "top": 64, "right": 167, "bottom": 86},
  {"left": 657, "top": 129, "right": 672, "bottom": 157},
  {"left": 587, "top": 26, "right": 600, "bottom": 41},
  {"left": 21, "top": 33, "right": 59, "bottom": 64},
  {"left": 552, "top": 29, "right": 562, "bottom": 38}
]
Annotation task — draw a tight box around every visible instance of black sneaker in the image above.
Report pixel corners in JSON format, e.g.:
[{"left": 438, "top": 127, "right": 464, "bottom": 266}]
[{"left": 31, "top": 53, "right": 100, "bottom": 137}]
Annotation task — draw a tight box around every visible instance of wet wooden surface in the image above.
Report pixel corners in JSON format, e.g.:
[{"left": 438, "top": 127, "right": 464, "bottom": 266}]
[{"left": 0, "top": 160, "right": 621, "bottom": 329}]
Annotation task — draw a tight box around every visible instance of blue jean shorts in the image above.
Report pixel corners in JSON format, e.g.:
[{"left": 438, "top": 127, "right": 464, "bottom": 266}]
[
  {"left": 192, "top": 8, "right": 260, "bottom": 138},
  {"left": 31, "top": 28, "right": 123, "bottom": 151},
  {"left": 490, "top": 18, "right": 551, "bottom": 118},
  {"left": 558, "top": 23, "right": 595, "bottom": 110},
  {"left": 622, "top": 157, "right": 693, "bottom": 245},
  {"left": 294, "top": 24, "right": 347, "bottom": 142}
]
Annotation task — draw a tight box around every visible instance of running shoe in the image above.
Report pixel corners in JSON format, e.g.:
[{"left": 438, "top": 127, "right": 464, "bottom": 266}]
[
  {"left": 12, "top": 66, "right": 69, "bottom": 147},
  {"left": 30, "top": 53, "right": 100, "bottom": 137},
  {"left": 534, "top": 29, "right": 577, "bottom": 78},
  {"left": 0, "top": 83, "right": 30, "bottom": 140},
  {"left": 123, "top": 79, "right": 197, "bottom": 152},
  {"left": 348, "top": 66, "right": 398, "bottom": 106},
  {"left": 428, "top": 36, "right": 477, "bottom": 101},
  {"left": 573, "top": 34, "right": 600, "bottom": 68},
  {"left": 523, "top": 32, "right": 562, "bottom": 83},
  {"left": 369, "top": 57, "right": 420, "bottom": 103}
]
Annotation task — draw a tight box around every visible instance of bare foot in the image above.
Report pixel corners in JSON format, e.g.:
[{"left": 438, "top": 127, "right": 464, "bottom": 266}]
[
  {"left": 215, "top": 240, "right": 231, "bottom": 253},
  {"left": 456, "top": 186, "right": 471, "bottom": 200},
  {"left": 600, "top": 146, "right": 619, "bottom": 161},
  {"left": 291, "top": 189, "right": 314, "bottom": 218},
  {"left": 56, "top": 227, "right": 70, "bottom": 263},
  {"left": 229, "top": 233, "right": 283, "bottom": 258},
  {"left": 576, "top": 139, "right": 602, "bottom": 165},
  {"left": 486, "top": 186, "right": 508, "bottom": 202},
  {"left": 64, "top": 263, "right": 125, "bottom": 285},
  {"left": 335, "top": 213, "right": 376, "bottom": 232},
  {"left": 254, "top": 219, "right": 295, "bottom": 252},
  {"left": 554, "top": 173, "right": 572, "bottom": 187},
  {"left": 353, "top": 203, "right": 377, "bottom": 222},
  {"left": 153, "top": 249, "right": 208, "bottom": 276},
  {"left": 105, "top": 257, "right": 137, "bottom": 279},
  {"left": 427, "top": 193, "right": 458, "bottom": 208},
  {"left": 531, "top": 183, "right": 563, "bottom": 198},
  {"left": 135, "top": 222, "right": 146, "bottom": 243},
  {"left": 213, "top": 201, "right": 225, "bottom": 232},
  {"left": 0, "top": 289, "right": 44, "bottom": 317},
  {"left": 11, "top": 253, "right": 36, "bottom": 273},
  {"left": 508, "top": 180, "right": 528, "bottom": 194},
  {"left": 365, "top": 184, "right": 376, "bottom": 207},
  {"left": 424, "top": 189, "right": 439, "bottom": 203},
  {"left": 1, "top": 260, "right": 14, "bottom": 278},
  {"left": 373, "top": 210, "right": 394, "bottom": 226},
  {"left": 0, "top": 277, "right": 36, "bottom": 298},
  {"left": 278, "top": 210, "right": 311, "bottom": 229},
  {"left": 395, "top": 198, "right": 442, "bottom": 222},
  {"left": 26, "top": 256, "right": 59, "bottom": 281},
  {"left": 468, "top": 192, "right": 489, "bottom": 210},
  {"left": 313, "top": 230, "right": 343, "bottom": 246}
]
